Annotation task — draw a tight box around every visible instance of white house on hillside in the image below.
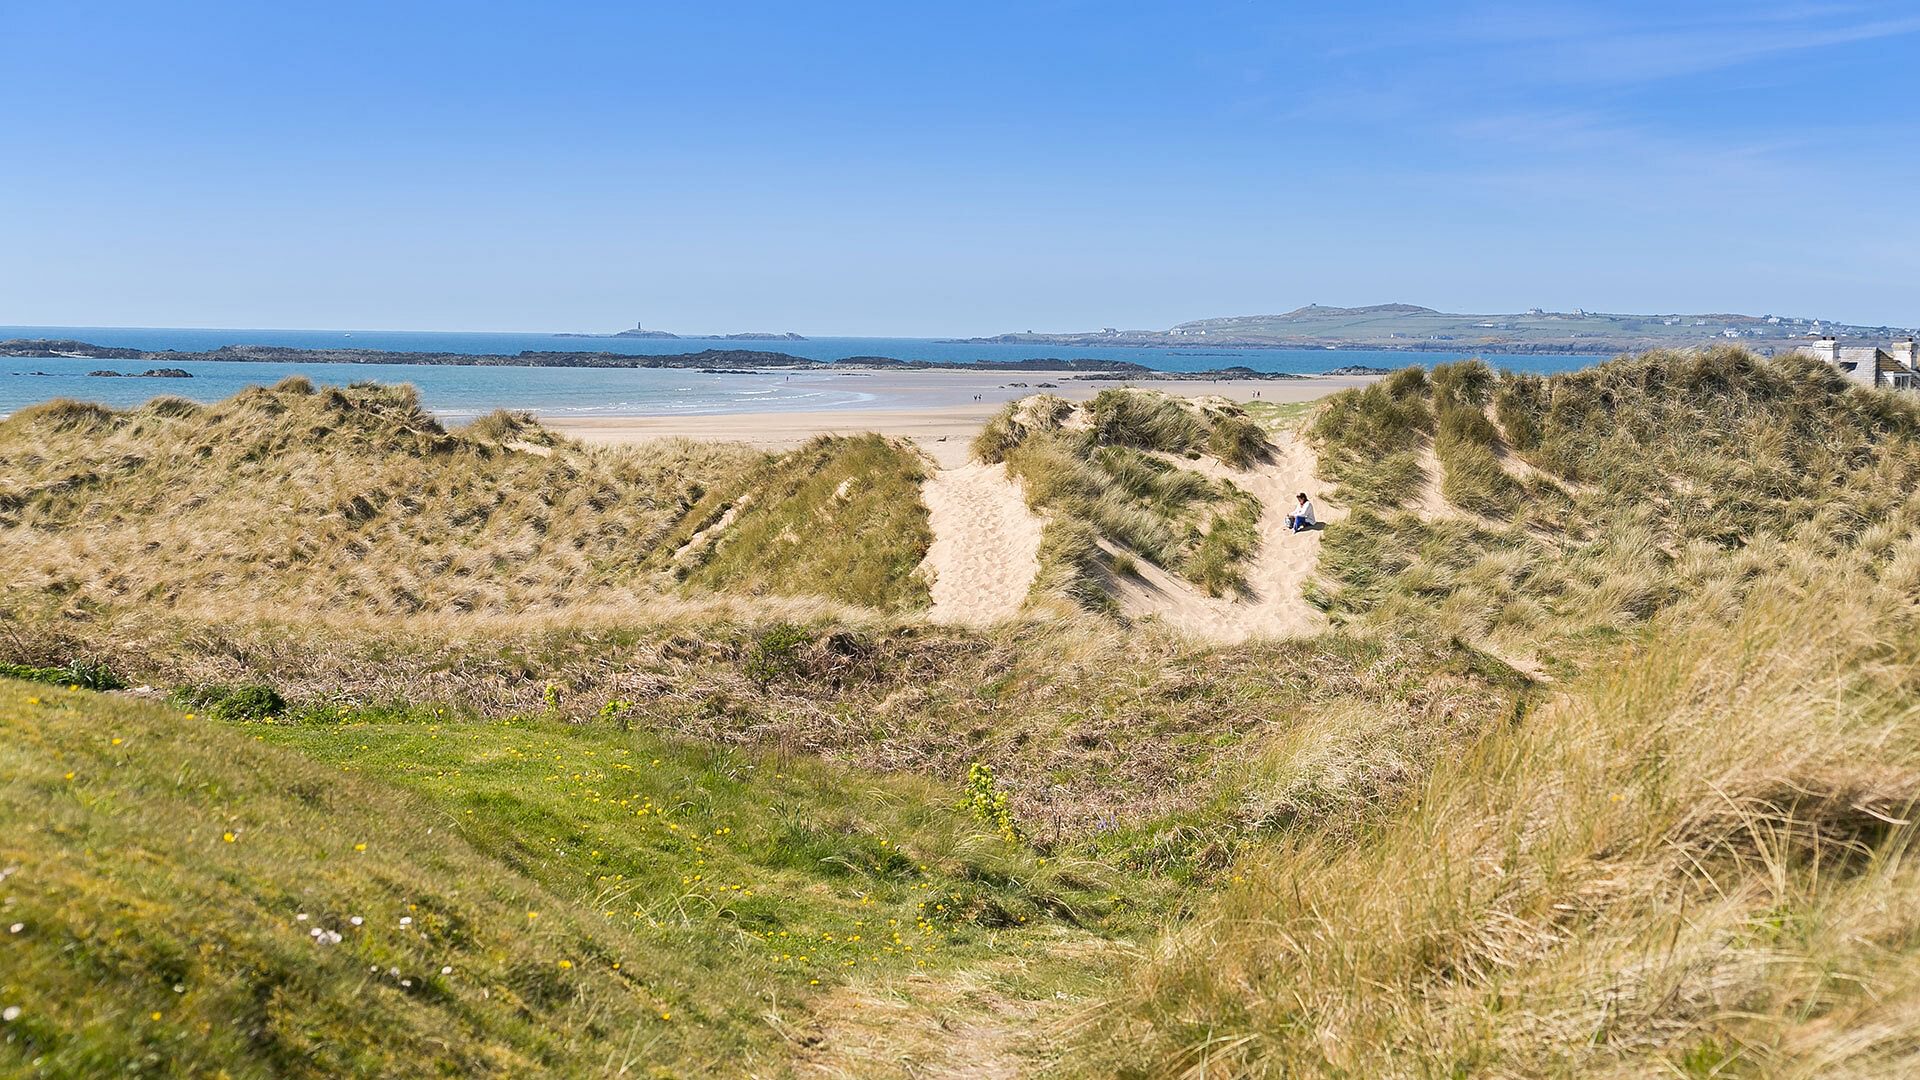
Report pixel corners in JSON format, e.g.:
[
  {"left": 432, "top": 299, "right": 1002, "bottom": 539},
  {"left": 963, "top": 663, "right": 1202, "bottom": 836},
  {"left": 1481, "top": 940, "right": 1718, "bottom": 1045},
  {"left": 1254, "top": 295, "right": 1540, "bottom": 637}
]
[{"left": 1799, "top": 337, "right": 1920, "bottom": 391}]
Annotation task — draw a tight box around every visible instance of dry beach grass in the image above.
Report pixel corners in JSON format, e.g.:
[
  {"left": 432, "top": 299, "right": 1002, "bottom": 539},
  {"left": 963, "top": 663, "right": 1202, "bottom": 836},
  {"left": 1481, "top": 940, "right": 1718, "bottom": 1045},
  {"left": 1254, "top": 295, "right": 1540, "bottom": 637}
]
[{"left": 4, "top": 348, "right": 1919, "bottom": 1076}]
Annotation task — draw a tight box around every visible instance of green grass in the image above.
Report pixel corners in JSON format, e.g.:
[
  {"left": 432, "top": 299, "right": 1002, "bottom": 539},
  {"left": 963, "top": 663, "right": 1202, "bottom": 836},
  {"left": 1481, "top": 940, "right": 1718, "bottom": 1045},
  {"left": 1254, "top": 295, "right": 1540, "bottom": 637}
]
[
  {"left": 1083, "top": 390, "right": 1208, "bottom": 454},
  {"left": 1432, "top": 369, "right": 1523, "bottom": 517},
  {"left": 1237, "top": 398, "right": 1318, "bottom": 432},
  {"left": 0, "top": 678, "right": 1147, "bottom": 1076},
  {"left": 674, "top": 434, "right": 934, "bottom": 612},
  {"left": 0, "top": 658, "right": 125, "bottom": 691}
]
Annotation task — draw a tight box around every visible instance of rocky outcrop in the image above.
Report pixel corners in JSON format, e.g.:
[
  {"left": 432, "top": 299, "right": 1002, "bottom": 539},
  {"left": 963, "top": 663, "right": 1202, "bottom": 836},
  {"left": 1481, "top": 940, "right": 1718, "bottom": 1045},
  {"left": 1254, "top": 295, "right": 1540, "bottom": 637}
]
[
  {"left": 1, "top": 339, "right": 144, "bottom": 359},
  {"left": 85, "top": 368, "right": 193, "bottom": 378}
]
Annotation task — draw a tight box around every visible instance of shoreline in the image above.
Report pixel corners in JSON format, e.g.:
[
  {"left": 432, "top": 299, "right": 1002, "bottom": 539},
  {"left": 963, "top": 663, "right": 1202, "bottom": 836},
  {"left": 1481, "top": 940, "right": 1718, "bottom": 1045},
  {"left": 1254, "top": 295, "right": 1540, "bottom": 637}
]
[{"left": 543, "top": 373, "right": 1376, "bottom": 460}]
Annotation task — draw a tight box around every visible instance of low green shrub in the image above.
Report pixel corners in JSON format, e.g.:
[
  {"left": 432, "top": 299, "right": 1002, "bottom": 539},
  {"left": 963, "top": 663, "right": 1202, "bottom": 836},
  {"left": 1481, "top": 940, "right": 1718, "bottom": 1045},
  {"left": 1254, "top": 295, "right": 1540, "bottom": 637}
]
[
  {"left": 172, "top": 682, "right": 287, "bottom": 721},
  {"left": 746, "top": 622, "right": 813, "bottom": 683},
  {"left": 0, "top": 659, "right": 126, "bottom": 691}
]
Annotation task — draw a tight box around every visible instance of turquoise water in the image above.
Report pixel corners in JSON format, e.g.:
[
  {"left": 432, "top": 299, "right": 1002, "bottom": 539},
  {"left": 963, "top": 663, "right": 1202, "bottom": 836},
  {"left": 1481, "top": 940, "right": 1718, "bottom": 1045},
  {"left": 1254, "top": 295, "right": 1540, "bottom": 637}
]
[{"left": 1, "top": 325, "right": 1602, "bottom": 418}]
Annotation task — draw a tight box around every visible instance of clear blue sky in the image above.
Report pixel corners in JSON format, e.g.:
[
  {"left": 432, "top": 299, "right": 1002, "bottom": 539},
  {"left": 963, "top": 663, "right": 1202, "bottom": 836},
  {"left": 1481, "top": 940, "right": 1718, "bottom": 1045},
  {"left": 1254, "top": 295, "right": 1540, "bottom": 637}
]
[{"left": 4, "top": 1, "right": 1916, "bottom": 335}]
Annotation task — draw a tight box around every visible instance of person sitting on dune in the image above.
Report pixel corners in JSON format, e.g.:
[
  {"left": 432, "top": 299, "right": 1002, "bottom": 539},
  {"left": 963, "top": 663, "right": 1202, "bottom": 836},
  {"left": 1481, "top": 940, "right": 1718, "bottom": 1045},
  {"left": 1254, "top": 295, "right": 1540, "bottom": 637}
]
[{"left": 1288, "top": 492, "right": 1316, "bottom": 533}]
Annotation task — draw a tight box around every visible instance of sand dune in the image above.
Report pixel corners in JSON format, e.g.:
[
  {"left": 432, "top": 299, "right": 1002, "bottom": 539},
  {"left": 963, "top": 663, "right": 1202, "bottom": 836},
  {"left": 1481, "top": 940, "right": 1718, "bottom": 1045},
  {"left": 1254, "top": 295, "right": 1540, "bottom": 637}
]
[
  {"left": 1108, "top": 430, "right": 1336, "bottom": 642},
  {"left": 544, "top": 392, "right": 1356, "bottom": 638}
]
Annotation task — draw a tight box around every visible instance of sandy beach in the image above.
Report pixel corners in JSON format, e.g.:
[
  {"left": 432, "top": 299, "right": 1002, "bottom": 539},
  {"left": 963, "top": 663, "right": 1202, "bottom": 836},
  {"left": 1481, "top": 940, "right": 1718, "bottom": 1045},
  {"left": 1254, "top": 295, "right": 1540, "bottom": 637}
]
[{"left": 546, "top": 370, "right": 1378, "bottom": 459}]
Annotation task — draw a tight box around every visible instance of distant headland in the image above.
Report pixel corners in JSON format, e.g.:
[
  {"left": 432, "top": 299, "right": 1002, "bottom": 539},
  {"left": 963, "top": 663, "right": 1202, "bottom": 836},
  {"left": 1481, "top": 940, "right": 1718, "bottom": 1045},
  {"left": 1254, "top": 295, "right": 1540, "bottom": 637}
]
[{"left": 954, "top": 303, "right": 1917, "bottom": 354}]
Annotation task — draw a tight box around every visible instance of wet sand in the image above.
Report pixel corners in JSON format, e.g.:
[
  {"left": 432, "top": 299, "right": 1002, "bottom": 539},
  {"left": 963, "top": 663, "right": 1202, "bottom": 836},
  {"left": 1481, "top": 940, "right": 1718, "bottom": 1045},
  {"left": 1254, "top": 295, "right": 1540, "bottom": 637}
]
[{"left": 546, "top": 371, "right": 1377, "bottom": 456}]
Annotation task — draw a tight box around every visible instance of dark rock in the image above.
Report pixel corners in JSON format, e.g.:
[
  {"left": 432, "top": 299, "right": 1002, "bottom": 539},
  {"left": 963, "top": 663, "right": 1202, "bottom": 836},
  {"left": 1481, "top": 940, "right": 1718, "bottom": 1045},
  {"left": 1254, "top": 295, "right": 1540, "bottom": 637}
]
[
  {"left": 2, "top": 339, "right": 144, "bottom": 359},
  {"left": 84, "top": 368, "right": 193, "bottom": 378}
]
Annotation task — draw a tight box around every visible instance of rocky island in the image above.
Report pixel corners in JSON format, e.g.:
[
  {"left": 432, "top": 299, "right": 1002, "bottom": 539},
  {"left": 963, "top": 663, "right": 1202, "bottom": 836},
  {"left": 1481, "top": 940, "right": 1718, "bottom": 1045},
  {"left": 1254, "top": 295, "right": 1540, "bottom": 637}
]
[{"left": 85, "top": 367, "right": 193, "bottom": 378}]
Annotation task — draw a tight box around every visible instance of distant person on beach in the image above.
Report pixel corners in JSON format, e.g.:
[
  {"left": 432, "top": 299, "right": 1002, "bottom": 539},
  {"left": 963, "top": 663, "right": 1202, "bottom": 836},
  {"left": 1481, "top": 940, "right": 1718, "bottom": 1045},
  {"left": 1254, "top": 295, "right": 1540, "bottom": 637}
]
[{"left": 1288, "top": 492, "right": 1316, "bottom": 533}]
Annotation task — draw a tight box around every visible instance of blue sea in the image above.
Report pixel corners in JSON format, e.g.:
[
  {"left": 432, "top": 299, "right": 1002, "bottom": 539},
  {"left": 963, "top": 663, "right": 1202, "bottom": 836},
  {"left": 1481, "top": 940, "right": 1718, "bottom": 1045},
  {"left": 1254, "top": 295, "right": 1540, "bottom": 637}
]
[{"left": 0, "top": 325, "right": 1602, "bottom": 419}]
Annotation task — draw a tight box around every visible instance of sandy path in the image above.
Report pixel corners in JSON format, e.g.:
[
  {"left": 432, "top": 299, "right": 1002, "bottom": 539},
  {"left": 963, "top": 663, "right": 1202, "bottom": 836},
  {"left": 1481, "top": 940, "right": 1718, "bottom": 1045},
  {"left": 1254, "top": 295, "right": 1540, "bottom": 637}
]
[
  {"left": 1410, "top": 445, "right": 1457, "bottom": 519},
  {"left": 1108, "top": 430, "right": 1337, "bottom": 642},
  {"left": 917, "top": 460, "right": 1044, "bottom": 626},
  {"left": 790, "top": 936, "right": 1122, "bottom": 1079}
]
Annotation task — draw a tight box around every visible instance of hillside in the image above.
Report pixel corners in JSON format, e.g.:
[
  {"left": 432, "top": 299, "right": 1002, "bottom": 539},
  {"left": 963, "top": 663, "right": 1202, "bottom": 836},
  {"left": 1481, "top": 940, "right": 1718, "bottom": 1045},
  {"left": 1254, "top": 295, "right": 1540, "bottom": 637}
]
[
  {"left": 1309, "top": 348, "right": 1920, "bottom": 671},
  {"left": 5, "top": 349, "right": 1920, "bottom": 1075},
  {"left": 961, "top": 304, "right": 1917, "bottom": 354}
]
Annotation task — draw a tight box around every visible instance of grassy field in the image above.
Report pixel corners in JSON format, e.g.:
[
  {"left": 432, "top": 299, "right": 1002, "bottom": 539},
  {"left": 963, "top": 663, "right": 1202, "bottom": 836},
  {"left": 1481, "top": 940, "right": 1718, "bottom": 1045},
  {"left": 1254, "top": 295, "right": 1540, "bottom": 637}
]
[{"left": 0, "top": 677, "right": 1149, "bottom": 1077}]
